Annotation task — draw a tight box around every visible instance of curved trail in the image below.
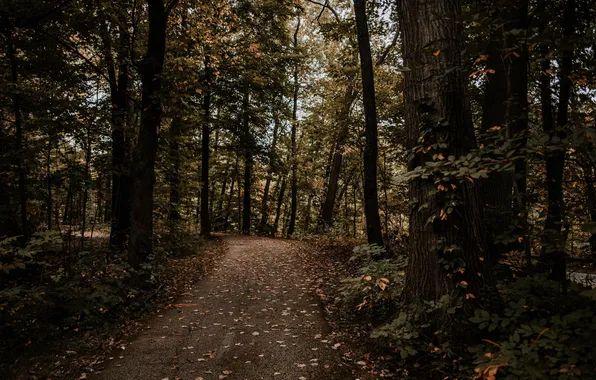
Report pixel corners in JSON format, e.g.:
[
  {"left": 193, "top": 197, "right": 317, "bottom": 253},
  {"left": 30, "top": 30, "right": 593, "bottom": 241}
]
[{"left": 95, "top": 235, "right": 352, "bottom": 380}]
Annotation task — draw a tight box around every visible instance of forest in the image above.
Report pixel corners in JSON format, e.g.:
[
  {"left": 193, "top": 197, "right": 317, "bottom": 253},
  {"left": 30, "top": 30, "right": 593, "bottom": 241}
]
[{"left": 1, "top": 0, "right": 596, "bottom": 378}]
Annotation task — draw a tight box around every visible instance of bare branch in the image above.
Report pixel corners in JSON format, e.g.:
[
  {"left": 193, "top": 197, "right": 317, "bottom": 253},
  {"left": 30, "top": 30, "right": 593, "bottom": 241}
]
[{"left": 304, "top": 0, "right": 341, "bottom": 23}]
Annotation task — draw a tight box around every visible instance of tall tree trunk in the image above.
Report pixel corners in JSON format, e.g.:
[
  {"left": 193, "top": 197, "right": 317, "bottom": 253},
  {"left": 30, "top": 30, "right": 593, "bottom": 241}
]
[
  {"left": 540, "top": 0, "right": 575, "bottom": 284},
  {"left": 0, "top": 126, "right": 20, "bottom": 238},
  {"left": 200, "top": 62, "right": 212, "bottom": 236},
  {"left": 318, "top": 85, "right": 356, "bottom": 231},
  {"left": 106, "top": 26, "right": 133, "bottom": 249},
  {"left": 353, "top": 0, "right": 383, "bottom": 246},
  {"left": 400, "top": 0, "right": 494, "bottom": 302},
  {"left": 241, "top": 89, "right": 252, "bottom": 235},
  {"left": 583, "top": 164, "right": 596, "bottom": 265},
  {"left": 7, "top": 28, "right": 28, "bottom": 241},
  {"left": 46, "top": 133, "right": 53, "bottom": 230},
  {"left": 80, "top": 130, "right": 92, "bottom": 248},
  {"left": 304, "top": 192, "right": 313, "bottom": 232},
  {"left": 223, "top": 176, "right": 235, "bottom": 232},
  {"left": 128, "top": 0, "right": 167, "bottom": 268},
  {"left": 287, "top": 18, "right": 301, "bottom": 238},
  {"left": 216, "top": 174, "right": 228, "bottom": 230},
  {"left": 259, "top": 113, "right": 280, "bottom": 231},
  {"left": 168, "top": 118, "right": 181, "bottom": 222},
  {"left": 274, "top": 177, "right": 287, "bottom": 236},
  {"left": 506, "top": 0, "right": 530, "bottom": 265}
]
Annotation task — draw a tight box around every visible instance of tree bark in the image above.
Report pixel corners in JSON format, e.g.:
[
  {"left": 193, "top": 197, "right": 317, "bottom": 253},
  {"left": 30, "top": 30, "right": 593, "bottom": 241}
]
[
  {"left": 128, "top": 0, "right": 167, "bottom": 269},
  {"left": 105, "top": 24, "right": 133, "bottom": 249},
  {"left": 287, "top": 18, "right": 301, "bottom": 238},
  {"left": 201, "top": 56, "right": 213, "bottom": 236},
  {"left": 241, "top": 89, "right": 252, "bottom": 235},
  {"left": 353, "top": 0, "right": 383, "bottom": 246},
  {"left": 6, "top": 27, "right": 28, "bottom": 241},
  {"left": 258, "top": 114, "right": 280, "bottom": 232},
  {"left": 318, "top": 84, "right": 356, "bottom": 230},
  {"left": 274, "top": 177, "right": 287, "bottom": 236},
  {"left": 540, "top": 0, "right": 574, "bottom": 284},
  {"left": 399, "top": 0, "right": 495, "bottom": 302}
]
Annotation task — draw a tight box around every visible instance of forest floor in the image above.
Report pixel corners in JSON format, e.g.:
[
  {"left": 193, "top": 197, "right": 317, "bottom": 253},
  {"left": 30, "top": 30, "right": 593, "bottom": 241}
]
[{"left": 90, "top": 234, "right": 371, "bottom": 380}]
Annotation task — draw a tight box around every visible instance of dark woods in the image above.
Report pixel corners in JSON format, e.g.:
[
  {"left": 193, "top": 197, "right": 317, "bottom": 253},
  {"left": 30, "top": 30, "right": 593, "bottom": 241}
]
[{"left": 1, "top": 0, "right": 596, "bottom": 378}]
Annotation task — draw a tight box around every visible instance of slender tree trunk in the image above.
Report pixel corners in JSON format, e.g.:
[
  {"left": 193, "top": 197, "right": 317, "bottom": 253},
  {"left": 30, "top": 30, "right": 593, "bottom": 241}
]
[
  {"left": 201, "top": 60, "right": 212, "bottom": 236},
  {"left": 304, "top": 193, "right": 312, "bottom": 232},
  {"left": 7, "top": 28, "right": 28, "bottom": 241},
  {"left": 288, "top": 19, "right": 301, "bottom": 238},
  {"left": 104, "top": 176, "right": 111, "bottom": 223},
  {"left": 168, "top": 118, "right": 181, "bottom": 222},
  {"left": 400, "top": 0, "right": 494, "bottom": 302},
  {"left": 274, "top": 177, "right": 287, "bottom": 236},
  {"left": 216, "top": 174, "right": 228, "bottom": 230},
  {"left": 259, "top": 113, "right": 280, "bottom": 232},
  {"left": 223, "top": 176, "right": 235, "bottom": 232},
  {"left": 353, "top": 0, "right": 383, "bottom": 246},
  {"left": 46, "top": 133, "right": 53, "bottom": 230},
  {"left": 241, "top": 89, "right": 252, "bottom": 235},
  {"left": 540, "top": 0, "right": 575, "bottom": 284},
  {"left": 128, "top": 0, "right": 167, "bottom": 268},
  {"left": 80, "top": 130, "right": 92, "bottom": 248},
  {"left": 583, "top": 164, "right": 596, "bottom": 265},
  {"left": 106, "top": 27, "right": 133, "bottom": 249},
  {"left": 319, "top": 85, "right": 356, "bottom": 230}
]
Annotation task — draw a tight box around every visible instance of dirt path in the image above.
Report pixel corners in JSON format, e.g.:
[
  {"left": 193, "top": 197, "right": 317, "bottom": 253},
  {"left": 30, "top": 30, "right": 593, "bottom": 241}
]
[{"left": 94, "top": 235, "right": 353, "bottom": 380}]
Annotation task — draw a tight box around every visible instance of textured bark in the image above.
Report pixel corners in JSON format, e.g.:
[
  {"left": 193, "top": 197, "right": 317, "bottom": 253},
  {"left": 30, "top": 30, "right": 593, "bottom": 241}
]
[
  {"left": 540, "top": 0, "right": 574, "bottom": 283},
  {"left": 353, "top": 0, "right": 383, "bottom": 246},
  {"left": 287, "top": 18, "right": 301, "bottom": 238},
  {"left": 400, "top": 0, "right": 494, "bottom": 301},
  {"left": 128, "top": 0, "right": 167, "bottom": 268}
]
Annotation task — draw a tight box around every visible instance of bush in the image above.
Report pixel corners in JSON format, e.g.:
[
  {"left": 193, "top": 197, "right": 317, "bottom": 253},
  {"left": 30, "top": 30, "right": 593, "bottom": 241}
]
[
  {"left": 335, "top": 244, "right": 407, "bottom": 320},
  {"left": 470, "top": 276, "right": 596, "bottom": 379}
]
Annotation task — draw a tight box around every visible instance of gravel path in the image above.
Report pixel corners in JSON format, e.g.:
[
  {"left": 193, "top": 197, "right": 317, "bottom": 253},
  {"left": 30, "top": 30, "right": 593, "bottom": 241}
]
[{"left": 95, "top": 235, "right": 353, "bottom": 380}]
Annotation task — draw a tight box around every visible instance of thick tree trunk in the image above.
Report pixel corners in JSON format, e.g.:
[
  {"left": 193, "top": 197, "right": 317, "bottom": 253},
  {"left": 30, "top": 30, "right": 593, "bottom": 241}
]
[
  {"left": 353, "top": 0, "right": 383, "bottom": 246},
  {"left": 400, "top": 0, "right": 494, "bottom": 302},
  {"left": 540, "top": 0, "right": 574, "bottom": 284},
  {"left": 287, "top": 18, "right": 301, "bottom": 238},
  {"left": 241, "top": 89, "right": 252, "bottom": 235},
  {"left": 128, "top": 0, "right": 167, "bottom": 269},
  {"left": 201, "top": 63, "right": 212, "bottom": 236},
  {"left": 46, "top": 133, "right": 53, "bottom": 230},
  {"left": 168, "top": 118, "right": 181, "bottom": 222}
]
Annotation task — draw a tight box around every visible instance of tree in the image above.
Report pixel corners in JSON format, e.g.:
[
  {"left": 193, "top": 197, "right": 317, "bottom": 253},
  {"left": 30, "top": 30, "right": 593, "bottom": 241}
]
[
  {"left": 353, "top": 0, "right": 383, "bottom": 246},
  {"left": 399, "top": 0, "right": 494, "bottom": 301},
  {"left": 128, "top": 0, "right": 169, "bottom": 269}
]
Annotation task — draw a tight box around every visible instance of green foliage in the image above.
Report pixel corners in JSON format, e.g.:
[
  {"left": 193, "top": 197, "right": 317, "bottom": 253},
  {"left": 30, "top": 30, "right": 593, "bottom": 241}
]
[
  {"left": 0, "top": 230, "right": 62, "bottom": 274},
  {"left": 371, "top": 295, "right": 461, "bottom": 360},
  {"left": 470, "top": 277, "right": 596, "bottom": 379},
  {"left": 335, "top": 244, "right": 406, "bottom": 317}
]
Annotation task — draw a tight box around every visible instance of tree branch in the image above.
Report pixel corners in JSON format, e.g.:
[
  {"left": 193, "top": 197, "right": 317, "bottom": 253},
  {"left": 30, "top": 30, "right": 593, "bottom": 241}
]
[{"left": 304, "top": 0, "right": 341, "bottom": 22}]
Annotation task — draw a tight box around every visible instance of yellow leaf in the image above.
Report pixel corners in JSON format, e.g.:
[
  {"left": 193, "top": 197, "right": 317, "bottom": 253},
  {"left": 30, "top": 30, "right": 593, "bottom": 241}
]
[
  {"left": 438, "top": 153, "right": 445, "bottom": 160},
  {"left": 362, "top": 275, "right": 372, "bottom": 282},
  {"left": 433, "top": 49, "right": 441, "bottom": 57},
  {"left": 466, "top": 293, "right": 476, "bottom": 299}
]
